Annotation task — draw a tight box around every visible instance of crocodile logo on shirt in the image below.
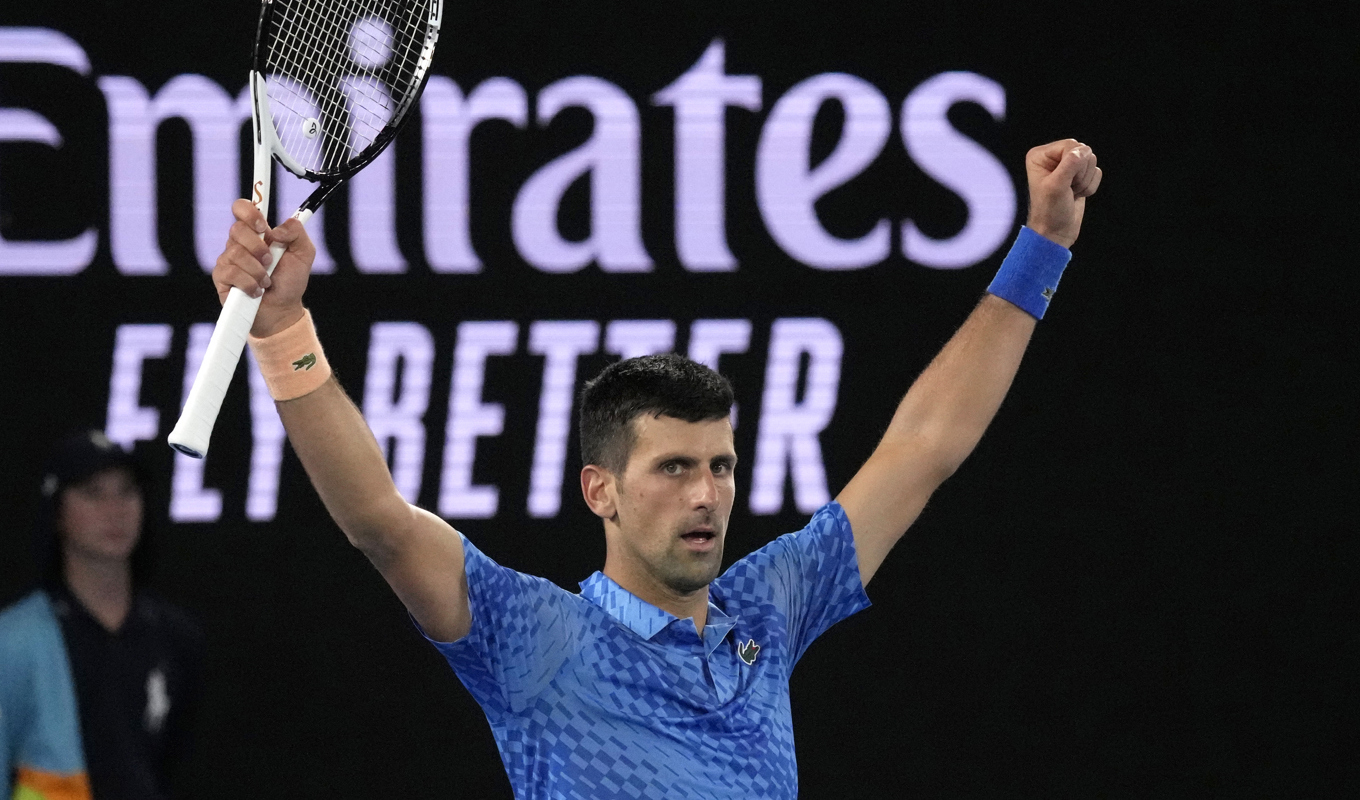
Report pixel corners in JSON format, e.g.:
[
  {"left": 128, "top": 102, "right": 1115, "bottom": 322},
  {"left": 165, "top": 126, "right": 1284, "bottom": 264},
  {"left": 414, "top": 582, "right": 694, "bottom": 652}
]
[
  {"left": 737, "top": 638, "right": 760, "bottom": 666},
  {"left": 293, "top": 352, "right": 317, "bottom": 371}
]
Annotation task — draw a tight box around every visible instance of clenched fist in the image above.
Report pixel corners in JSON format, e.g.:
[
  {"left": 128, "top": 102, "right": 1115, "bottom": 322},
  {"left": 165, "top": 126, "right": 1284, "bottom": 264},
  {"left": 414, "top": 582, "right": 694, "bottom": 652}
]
[{"left": 1025, "top": 139, "right": 1102, "bottom": 249}]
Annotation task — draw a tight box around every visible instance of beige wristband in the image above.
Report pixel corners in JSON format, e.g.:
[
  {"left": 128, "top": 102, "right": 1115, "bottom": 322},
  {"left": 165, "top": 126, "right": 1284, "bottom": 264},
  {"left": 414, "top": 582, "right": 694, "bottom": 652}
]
[{"left": 248, "top": 309, "right": 332, "bottom": 401}]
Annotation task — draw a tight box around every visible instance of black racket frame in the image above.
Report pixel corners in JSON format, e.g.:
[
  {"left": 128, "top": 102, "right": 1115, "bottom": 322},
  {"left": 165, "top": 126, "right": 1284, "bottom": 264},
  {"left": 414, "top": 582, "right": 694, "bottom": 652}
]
[{"left": 249, "top": 0, "right": 443, "bottom": 214}]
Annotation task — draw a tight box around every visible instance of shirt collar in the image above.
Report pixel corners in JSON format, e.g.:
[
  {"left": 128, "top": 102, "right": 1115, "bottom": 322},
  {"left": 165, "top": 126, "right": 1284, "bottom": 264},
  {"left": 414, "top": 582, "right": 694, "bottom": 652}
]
[{"left": 580, "top": 571, "right": 736, "bottom": 649}]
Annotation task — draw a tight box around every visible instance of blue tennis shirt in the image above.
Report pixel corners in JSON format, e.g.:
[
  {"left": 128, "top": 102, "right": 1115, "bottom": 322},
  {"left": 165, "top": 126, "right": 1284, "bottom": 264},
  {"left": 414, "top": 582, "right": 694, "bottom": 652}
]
[{"left": 426, "top": 502, "right": 871, "bottom": 799}]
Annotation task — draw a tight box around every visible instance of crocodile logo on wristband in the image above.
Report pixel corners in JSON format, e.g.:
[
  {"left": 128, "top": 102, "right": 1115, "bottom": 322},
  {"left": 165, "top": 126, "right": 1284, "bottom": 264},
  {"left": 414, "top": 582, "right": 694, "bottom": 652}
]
[{"left": 292, "top": 352, "right": 317, "bottom": 371}]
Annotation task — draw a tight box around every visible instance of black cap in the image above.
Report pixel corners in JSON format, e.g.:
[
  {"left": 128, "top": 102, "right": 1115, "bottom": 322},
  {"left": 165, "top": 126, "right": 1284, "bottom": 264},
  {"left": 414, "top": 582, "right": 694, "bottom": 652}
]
[
  {"left": 40, "top": 429, "right": 140, "bottom": 499},
  {"left": 34, "top": 429, "right": 152, "bottom": 589}
]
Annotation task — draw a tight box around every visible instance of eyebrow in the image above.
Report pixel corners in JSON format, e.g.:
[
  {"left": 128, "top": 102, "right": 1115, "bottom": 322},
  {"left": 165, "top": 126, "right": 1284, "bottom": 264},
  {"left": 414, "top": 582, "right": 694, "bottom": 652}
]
[{"left": 653, "top": 454, "right": 737, "bottom": 468}]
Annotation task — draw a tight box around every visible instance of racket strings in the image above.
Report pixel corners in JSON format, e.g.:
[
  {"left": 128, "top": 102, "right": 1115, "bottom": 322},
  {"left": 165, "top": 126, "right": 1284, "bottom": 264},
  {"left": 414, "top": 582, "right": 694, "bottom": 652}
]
[{"left": 263, "top": 0, "right": 436, "bottom": 175}]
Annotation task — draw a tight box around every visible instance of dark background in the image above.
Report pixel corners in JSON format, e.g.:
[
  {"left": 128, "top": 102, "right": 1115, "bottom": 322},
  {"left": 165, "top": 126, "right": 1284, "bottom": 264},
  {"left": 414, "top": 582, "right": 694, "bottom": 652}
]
[{"left": 1, "top": 0, "right": 1353, "bottom": 796}]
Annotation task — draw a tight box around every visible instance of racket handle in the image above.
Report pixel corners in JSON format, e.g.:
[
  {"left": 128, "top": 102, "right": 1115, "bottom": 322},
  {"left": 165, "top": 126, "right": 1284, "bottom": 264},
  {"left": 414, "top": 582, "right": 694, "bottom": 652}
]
[
  {"left": 167, "top": 235, "right": 287, "bottom": 458},
  {"left": 167, "top": 286, "right": 265, "bottom": 458}
]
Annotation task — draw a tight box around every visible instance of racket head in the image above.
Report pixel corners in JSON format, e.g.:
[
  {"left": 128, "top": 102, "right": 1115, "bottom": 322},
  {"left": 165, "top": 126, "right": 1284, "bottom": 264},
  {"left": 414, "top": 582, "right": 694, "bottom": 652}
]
[{"left": 251, "top": 0, "right": 443, "bottom": 186}]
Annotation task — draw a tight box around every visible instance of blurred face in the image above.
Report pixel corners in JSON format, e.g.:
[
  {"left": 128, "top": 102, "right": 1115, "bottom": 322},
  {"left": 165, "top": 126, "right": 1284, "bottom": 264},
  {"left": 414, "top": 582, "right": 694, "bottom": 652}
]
[
  {"left": 58, "top": 467, "right": 143, "bottom": 565},
  {"left": 609, "top": 414, "right": 737, "bottom": 596}
]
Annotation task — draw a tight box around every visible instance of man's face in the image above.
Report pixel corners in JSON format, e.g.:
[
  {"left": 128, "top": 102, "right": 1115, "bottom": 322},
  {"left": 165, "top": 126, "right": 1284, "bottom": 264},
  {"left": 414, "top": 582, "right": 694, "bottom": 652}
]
[
  {"left": 609, "top": 414, "right": 737, "bottom": 597},
  {"left": 59, "top": 467, "right": 143, "bottom": 565}
]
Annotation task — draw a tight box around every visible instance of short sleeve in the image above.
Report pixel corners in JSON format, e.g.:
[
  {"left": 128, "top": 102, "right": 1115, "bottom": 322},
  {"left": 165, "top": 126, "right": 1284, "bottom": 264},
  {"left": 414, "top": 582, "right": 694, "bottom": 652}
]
[
  {"left": 721, "top": 502, "right": 871, "bottom": 668},
  {"left": 419, "top": 535, "right": 583, "bottom": 716}
]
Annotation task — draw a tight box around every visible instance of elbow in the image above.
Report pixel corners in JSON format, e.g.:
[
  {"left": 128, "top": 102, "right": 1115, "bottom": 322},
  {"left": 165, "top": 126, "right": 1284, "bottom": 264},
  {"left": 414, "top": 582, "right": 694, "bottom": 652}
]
[
  {"left": 932, "top": 440, "right": 974, "bottom": 482},
  {"left": 911, "top": 413, "right": 987, "bottom": 482},
  {"left": 885, "top": 429, "right": 972, "bottom": 487},
  {"left": 333, "top": 489, "right": 415, "bottom": 564},
  {"left": 921, "top": 452, "right": 964, "bottom": 491},
  {"left": 882, "top": 407, "right": 977, "bottom": 482},
  {"left": 930, "top": 454, "right": 964, "bottom": 485}
]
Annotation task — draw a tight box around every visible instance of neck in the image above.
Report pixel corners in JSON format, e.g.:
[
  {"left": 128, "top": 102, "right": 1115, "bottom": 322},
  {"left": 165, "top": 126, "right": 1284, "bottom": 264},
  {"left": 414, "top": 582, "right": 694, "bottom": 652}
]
[{"left": 63, "top": 555, "right": 133, "bottom": 633}]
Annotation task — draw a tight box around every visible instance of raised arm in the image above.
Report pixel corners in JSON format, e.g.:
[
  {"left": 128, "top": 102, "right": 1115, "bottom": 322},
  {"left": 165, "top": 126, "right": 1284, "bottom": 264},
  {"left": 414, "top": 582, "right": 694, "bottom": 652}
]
[
  {"left": 838, "top": 139, "right": 1102, "bottom": 587},
  {"left": 213, "top": 200, "right": 471, "bottom": 642}
]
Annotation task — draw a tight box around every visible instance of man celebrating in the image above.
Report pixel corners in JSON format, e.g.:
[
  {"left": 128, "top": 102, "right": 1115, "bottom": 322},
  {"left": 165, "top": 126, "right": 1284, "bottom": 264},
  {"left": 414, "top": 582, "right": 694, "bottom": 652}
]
[{"left": 211, "top": 139, "right": 1099, "bottom": 797}]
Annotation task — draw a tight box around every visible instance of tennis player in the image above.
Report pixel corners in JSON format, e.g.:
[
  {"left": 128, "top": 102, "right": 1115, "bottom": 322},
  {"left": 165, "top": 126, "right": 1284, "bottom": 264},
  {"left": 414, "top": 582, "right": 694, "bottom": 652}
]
[{"left": 212, "top": 138, "right": 1099, "bottom": 798}]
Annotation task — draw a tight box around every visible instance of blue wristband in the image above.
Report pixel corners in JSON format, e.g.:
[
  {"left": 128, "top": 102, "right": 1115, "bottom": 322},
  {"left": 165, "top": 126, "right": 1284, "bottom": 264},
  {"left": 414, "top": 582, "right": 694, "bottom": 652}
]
[{"left": 986, "top": 227, "right": 1072, "bottom": 320}]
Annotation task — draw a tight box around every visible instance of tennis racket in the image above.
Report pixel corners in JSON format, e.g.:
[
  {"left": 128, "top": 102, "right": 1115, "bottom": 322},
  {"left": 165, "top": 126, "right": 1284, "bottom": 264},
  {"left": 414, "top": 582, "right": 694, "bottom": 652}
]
[{"left": 169, "top": 0, "right": 443, "bottom": 458}]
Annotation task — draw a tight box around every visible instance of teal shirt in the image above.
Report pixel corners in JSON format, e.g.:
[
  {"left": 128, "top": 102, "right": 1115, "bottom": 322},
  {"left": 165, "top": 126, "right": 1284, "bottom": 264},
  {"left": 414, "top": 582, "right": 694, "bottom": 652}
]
[{"left": 0, "top": 590, "right": 87, "bottom": 784}]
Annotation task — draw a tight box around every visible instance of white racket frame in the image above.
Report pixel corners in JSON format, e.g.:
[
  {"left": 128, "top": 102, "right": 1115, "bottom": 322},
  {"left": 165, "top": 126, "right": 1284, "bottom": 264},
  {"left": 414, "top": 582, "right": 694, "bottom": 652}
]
[{"left": 169, "top": 72, "right": 314, "bottom": 458}]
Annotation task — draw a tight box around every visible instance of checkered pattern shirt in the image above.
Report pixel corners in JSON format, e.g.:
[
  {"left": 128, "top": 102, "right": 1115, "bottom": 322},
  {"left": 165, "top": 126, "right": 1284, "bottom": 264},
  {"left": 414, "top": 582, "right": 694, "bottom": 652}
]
[{"left": 427, "top": 502, "right": 871, "bottom": 799}]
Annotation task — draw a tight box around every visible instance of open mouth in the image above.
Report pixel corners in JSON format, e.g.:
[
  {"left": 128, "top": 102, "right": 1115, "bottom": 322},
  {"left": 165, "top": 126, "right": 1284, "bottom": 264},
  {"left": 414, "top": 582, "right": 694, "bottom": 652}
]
[{"left": 680, "top": 528, "right": 716, "bottom": 549}]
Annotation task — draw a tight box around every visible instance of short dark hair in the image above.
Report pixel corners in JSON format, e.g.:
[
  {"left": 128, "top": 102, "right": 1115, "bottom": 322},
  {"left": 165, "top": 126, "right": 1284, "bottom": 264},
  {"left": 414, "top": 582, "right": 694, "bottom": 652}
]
[{"left": 579, "top": 354, "right": 734, "bottom": 474}]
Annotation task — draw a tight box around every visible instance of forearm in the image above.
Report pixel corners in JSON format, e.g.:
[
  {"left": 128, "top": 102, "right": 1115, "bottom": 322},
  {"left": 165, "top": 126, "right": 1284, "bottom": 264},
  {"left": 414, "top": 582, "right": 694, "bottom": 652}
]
[
  {"left": 216, "top": 201, "right": 470, "bottom": 639},
  {"left": 838, "top": 293, "right": 1036, "bottom": 584},
  {"left": 837, "top": 140, "right": 1099, "bottom": 586},
  {"left": 275, "top": 376, "right": 415, "bottom": 560},
  {"left": 882, "top": 294, "right": 1035, "bottom": 475},
  {"left": 879, "top": 220, "right": 1073, "bottom": 474}
]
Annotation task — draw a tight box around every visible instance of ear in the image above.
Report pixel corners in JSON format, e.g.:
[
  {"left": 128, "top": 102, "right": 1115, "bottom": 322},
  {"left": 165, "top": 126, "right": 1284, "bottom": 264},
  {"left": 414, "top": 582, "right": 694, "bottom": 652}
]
[{"left": 580, "top": 465, "right": 617, "bottom": 520}]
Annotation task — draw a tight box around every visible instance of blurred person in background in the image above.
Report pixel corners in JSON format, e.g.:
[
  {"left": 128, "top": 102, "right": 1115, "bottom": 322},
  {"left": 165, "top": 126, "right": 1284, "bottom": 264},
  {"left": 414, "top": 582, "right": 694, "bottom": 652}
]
[{"left": 1, "top": 430, "right": 204, "bottom": 800}]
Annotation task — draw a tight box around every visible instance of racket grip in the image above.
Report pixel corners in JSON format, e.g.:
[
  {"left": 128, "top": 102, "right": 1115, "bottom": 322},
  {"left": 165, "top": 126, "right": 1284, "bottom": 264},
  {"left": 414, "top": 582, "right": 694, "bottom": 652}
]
[
  {"left": 168, "top": 207, "right": 307, "bottom": 457},
  {"left": 167, "top": 286, "right": 265, "bottom": 458}
]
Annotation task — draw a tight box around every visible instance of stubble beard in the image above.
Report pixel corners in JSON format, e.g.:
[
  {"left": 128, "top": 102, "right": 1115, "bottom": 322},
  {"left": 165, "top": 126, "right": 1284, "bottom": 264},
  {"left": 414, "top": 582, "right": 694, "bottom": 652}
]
[
  {"left": 654, "top": 521, "right": 724, "bottom": 595},
  {"left": 659, "top": 552, "right": 722, "bottom": 595}
]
